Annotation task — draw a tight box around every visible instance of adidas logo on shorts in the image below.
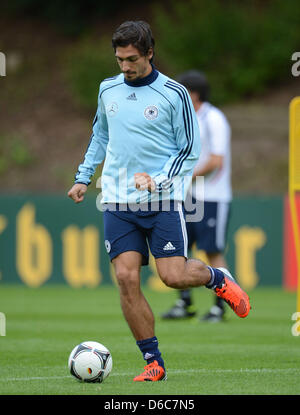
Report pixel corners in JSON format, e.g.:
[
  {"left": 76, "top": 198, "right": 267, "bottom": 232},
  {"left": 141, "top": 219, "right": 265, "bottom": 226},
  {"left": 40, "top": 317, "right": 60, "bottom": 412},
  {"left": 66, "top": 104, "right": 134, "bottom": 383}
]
[{"left": 163, "top": 241, "right": 176, "bottom": 251}]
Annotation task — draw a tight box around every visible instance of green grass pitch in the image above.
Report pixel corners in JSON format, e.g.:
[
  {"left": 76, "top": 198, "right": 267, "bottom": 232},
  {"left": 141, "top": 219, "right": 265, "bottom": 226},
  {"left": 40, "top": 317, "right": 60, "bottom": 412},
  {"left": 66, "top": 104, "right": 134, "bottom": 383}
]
[{"left": 0, "top": 284, "right": 299, "bottom": 395}]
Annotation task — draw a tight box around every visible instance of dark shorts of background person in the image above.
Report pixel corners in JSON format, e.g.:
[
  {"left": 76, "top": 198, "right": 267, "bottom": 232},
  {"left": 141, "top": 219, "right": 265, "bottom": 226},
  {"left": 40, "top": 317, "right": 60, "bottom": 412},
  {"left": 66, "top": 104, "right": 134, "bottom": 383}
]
[
  {"left": 185, "top": 197, "right": 231, "bottom": 253},
  {"left": 103, "top": 200, "right": 188, "bottom": 265}
]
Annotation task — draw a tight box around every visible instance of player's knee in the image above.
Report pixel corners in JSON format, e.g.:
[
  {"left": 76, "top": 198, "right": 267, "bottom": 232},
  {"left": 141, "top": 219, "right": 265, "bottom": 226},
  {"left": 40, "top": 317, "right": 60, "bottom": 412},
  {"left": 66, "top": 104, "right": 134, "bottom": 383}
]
[
  {"left": 160, "top": 270, "right": 184, "bottom": 289},
  {"left": 115, "top": 267, "right": 140, "bottom": 293}
]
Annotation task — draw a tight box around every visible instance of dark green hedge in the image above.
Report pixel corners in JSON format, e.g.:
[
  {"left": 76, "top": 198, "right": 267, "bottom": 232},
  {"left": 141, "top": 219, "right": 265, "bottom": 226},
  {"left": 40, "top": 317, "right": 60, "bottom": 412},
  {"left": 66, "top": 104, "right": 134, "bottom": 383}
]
[
  {"left": 59, "top": 0, "right": 300, "bottom": 108},
  {"left": 153, "top": 0, "right": 300, "bottom": 104},
  {"left": 3, "top": 0, "right": 142, "bottom": 35},
  {"left": 63, "top": 36, "right": 119, "bottom": 109}
]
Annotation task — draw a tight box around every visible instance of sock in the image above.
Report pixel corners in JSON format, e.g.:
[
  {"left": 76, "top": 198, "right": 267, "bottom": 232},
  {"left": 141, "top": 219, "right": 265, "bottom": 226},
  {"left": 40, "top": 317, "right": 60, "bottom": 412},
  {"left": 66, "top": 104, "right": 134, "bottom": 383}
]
[
  {"left": 180, "top": 289, "right": 192, "bottom": 306},
  {"left": 205, "top": 266, "right": 225, "bottom": 290},
  {"left": 136, "top": 336, "right": 165, "bottom": 369}
]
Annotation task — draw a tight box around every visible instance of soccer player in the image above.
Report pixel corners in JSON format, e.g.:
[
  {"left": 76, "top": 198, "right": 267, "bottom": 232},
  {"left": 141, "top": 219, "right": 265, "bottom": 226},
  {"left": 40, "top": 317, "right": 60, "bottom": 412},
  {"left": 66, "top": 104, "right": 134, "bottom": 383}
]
[
  {"left": 162, "top": 71, "right": 232, "bottom": 323},
  {"left": 68, "top": 20, "right": 250, "bottom": 382}
]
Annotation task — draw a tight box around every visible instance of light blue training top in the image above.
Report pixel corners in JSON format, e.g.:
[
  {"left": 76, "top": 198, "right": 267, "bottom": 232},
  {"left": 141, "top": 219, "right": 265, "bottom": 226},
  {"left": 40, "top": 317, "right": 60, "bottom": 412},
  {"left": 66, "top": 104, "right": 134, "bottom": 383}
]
[{"left": 74, "top": 66, "right": 201, "bottom": 204}]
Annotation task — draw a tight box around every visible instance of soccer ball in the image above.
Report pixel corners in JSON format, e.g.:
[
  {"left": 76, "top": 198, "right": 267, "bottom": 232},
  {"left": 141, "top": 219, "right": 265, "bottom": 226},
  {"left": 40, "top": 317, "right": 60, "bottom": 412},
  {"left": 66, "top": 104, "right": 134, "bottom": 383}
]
[{"left": 68, "top": 341, "right": 113, "bottom": 383}]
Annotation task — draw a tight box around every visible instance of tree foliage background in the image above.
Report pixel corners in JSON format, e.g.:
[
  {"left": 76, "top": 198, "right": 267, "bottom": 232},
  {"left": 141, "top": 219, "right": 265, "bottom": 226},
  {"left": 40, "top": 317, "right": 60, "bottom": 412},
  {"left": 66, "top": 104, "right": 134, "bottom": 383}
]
[{"left": 3, "top": 0, "right": 300, "bottom": 107}]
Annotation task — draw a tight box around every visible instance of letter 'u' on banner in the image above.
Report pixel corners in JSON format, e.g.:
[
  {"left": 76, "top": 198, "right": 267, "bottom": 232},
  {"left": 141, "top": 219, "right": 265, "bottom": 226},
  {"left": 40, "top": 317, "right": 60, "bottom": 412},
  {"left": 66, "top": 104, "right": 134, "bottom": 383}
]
[{"left": 62, "top": 225, "right": 102, "bottom": 287}]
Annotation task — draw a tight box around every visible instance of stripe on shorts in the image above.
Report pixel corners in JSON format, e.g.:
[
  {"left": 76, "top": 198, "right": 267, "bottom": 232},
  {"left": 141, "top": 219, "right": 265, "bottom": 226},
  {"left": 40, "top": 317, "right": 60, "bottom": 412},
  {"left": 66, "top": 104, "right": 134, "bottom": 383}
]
[{"left": 177, "top": 202, "right": 188, "bottom": 257}]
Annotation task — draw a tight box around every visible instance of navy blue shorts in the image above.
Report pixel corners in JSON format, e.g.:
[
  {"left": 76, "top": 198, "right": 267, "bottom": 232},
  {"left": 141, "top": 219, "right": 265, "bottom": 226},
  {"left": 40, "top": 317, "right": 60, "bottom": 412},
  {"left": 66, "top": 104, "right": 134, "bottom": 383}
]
[
  {"left": 185, "top": 199, "right": 231, "bottom": 253},
  {"left": 103, "top": 201, "right": 188, "bottom": 266}
]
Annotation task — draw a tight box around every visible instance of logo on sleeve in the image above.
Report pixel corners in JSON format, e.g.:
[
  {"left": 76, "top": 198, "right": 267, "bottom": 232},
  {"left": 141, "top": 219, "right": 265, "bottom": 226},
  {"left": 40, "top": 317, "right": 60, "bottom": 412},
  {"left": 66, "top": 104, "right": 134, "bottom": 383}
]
[{"left": 144, "top": 105, "right": 158, "bottom": 120}]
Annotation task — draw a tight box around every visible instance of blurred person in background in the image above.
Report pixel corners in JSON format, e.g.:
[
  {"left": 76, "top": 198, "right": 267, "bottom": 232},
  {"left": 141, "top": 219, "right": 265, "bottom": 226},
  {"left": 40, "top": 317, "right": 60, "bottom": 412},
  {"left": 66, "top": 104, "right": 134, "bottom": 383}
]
[{"left": 162, "top": 70, "right": 232, "bottom": 323}]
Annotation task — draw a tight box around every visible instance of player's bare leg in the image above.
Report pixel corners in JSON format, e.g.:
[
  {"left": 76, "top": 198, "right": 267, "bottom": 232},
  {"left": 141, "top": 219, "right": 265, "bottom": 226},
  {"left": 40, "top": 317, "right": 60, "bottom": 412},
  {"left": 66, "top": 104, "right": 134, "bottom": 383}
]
[
  {"left": 112, "top": 251, "right": 154, "bottom": 340},
  {"left": 156, "top": 256, "right": 250, "bottom": 318},
  {"left": 160, "top": 257, "right": 211, "bottom": 320},
  {"left": 113, "top": 251, "right": 166, "bottom": 381},
  {"left": 160, "top": 253, "right": 228, "bottom": 320},
  {"left": 156, "top": 256, "right": 211, "bottom": 289}
]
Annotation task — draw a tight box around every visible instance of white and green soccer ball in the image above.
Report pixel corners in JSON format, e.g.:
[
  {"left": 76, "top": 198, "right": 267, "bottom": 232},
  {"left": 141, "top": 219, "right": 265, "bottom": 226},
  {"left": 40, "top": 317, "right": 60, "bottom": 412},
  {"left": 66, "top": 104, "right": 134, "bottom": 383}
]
[{"left": 68, "top": 341, "right": 113, "bottom": 383}]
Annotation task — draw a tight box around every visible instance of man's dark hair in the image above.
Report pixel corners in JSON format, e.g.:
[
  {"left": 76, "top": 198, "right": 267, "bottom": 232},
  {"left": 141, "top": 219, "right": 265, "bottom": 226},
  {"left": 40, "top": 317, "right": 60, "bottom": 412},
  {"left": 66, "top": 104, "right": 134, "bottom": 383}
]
[
  {"left": 112, "top": 20, "right": 155, "bottom": 63},
  {"left": 177, "top": 70, "right": 210, "bottom": 102}
]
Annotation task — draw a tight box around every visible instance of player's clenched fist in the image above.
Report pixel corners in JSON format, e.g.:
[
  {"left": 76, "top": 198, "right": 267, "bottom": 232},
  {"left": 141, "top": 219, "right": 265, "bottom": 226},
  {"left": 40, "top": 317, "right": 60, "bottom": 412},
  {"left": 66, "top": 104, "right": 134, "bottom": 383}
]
[
  {"left": 134, "top": 173, "right": 156, "bottom": 192},
  {"left": 68, "top": 183, "right": 88, "bottom": 203}
]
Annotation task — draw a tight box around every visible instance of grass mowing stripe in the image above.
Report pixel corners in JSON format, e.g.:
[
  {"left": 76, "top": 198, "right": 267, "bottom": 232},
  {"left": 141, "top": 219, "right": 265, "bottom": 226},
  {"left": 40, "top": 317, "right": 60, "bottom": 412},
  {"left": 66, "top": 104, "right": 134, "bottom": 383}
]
[
  {"left": 2, "top": 368, "right": 300, "bottom": 382},
  {"left": 0, "top": 376, "right": 71, "bottom": 381}
]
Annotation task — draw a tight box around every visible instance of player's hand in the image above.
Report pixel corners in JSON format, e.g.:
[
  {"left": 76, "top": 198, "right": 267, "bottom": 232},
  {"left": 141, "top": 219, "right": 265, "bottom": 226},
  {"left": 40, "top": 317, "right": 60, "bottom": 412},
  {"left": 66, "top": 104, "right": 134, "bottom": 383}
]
[
  {"left": 67, "top": 183, "right": 88, "bottom": 203},
  {"left": 134, "top": 173, "right": 156, "bottom": 192}
]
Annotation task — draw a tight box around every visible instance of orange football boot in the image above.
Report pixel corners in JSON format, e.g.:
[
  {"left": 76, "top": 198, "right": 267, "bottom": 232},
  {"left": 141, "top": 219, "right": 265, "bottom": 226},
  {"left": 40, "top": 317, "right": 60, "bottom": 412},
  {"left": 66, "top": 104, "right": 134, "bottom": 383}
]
[
  {"left": 215, "top": 267, "right": 251, "bottom": 318},
  {"left": 133, "top": 360, "right": 167, "bottom": 382}
]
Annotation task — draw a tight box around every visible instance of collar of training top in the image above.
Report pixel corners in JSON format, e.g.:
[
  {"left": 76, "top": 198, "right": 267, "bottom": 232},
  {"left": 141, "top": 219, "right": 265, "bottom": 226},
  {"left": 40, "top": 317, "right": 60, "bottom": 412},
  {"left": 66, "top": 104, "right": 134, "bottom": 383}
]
[{"left": 124, "top": 64, "right": 159, "bottom": 87}]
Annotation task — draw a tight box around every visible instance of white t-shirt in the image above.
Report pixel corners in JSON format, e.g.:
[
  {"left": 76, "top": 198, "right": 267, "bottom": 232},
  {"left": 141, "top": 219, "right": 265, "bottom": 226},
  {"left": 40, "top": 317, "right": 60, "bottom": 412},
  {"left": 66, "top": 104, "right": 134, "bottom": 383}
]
[{"left": 189, "top": 102, "right": 232, "bottom": 202}]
